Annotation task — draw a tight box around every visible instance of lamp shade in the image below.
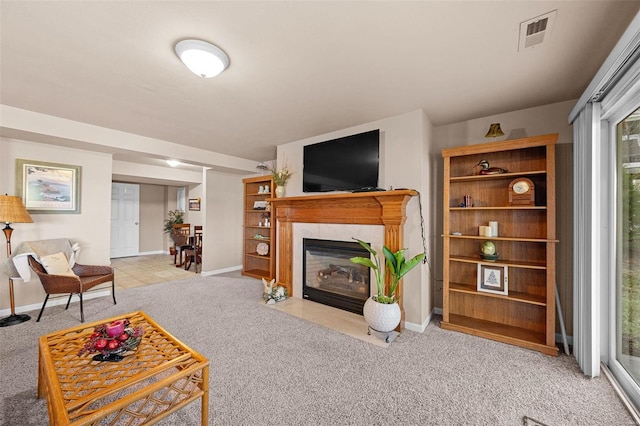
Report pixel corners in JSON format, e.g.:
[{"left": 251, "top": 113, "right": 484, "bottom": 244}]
[
  {"left": 0, "top": 195, "right": 33, "bottom": 224},
  {"left": 175, "top": 39, "right": 229, "bottom": 78}
]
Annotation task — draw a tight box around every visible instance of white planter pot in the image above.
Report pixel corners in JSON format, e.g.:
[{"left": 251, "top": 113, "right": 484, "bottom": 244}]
[
  {"left": 362, "top": 297, "right": 401, "bottom": 332},
  {"left": 275, "top": 185, "right": 285, "bottom": 198}
]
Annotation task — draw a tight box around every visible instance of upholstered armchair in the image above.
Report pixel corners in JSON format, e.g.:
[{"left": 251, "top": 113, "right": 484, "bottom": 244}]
[{"left": 27, "top": 255, "right": 116, "bottom": 323}]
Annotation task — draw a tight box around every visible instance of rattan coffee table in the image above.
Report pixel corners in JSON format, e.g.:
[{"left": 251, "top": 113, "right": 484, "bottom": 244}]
[{"left": 37, "top": 311, "right": 209, "bottom": 425}]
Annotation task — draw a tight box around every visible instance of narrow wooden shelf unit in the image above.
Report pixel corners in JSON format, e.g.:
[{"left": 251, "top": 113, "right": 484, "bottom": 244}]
[{"left": 242, "top": 175, "right": 276, "bottom": 280}]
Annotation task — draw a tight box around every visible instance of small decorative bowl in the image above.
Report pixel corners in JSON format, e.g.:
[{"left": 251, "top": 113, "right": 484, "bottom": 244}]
[
  {"left": 78, "top": 318, "right": 144, "bottom": 362},
  {"left": 480, "top": 253, "right": 499, "bottom": 261}
]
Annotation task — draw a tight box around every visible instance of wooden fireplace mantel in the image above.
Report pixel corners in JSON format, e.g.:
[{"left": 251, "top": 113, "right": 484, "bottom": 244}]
[{"left": 268, "top": 190, "right": 418, "bottom": 322}]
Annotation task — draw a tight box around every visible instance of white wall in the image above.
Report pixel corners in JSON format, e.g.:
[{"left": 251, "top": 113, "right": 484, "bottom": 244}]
[
  {"left": 186, "top": 181, "right": 204, "bottom": 229},
  {"left": 138, "top": 183, "right": 166, "bottom": 253},
  {"left": 203, "top": 170, "right": 244, "bottom": 272},
  {"left": 0, "top": 137, "right": 112, "bottom": 309},
  {"left": 112, "top": 160, "right": 203, "bottom": 184},
  {"left": 275, "top": 109, "right": 434, "bottom": 330}
]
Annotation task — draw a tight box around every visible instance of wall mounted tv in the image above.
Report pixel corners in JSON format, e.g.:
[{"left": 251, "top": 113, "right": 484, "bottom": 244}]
[{"left": 303, "top": 129, "right": 380, "bottom": 193}]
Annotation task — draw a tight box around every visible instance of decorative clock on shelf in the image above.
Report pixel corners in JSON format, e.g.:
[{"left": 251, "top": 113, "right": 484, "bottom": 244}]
[{"left": 508, "top": 177, "right": 535, "bottom": 206}]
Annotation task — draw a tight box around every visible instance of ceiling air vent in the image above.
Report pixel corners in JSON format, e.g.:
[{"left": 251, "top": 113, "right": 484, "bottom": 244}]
[{"left": 518, "top": 10, "right": 557, "bottom": 51}]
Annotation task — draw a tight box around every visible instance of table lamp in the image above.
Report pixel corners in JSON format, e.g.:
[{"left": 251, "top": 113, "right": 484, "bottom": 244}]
[{"left": 0, "top": 195, "right": 33, "bottom": 327}]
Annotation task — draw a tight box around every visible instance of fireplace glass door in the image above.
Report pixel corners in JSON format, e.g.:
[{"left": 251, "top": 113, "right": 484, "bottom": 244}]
[{"left": 303, "top": 238, "right": 370, "bottom": 314}]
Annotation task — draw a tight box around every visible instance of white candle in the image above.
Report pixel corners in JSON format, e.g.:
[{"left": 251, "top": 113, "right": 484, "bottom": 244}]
[{"left": 489, "top": 221, "right": 498, "bottom": 237}]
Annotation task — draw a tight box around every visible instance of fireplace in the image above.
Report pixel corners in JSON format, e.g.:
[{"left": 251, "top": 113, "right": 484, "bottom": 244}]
[{"left": 303, "top": 238, "right": 370, "bottom": 314}]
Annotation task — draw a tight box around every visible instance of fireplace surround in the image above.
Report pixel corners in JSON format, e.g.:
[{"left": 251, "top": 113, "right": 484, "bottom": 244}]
[{"left": 269, "top": 190, "right": 417, "bottom": 328}]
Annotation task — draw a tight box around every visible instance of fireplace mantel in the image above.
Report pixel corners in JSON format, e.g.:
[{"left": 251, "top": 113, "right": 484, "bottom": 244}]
[{"left": 268, "top": 190, "right": 418, "bottom": 325}]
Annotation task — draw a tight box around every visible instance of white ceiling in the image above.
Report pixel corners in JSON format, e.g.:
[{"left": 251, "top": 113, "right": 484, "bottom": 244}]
[{"left": 1, "top": 1, "right": 639, "bottom": 166}]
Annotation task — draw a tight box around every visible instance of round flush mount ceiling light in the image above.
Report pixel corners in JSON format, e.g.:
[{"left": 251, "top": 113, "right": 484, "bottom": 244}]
[
  {"left": 166, "top": 160, "right": 180, "bottom": 167},
  {"left": 175, "top": 39, "right": 229, "bottom": 78}
]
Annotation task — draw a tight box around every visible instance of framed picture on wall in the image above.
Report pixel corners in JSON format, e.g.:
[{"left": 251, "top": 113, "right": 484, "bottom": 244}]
[
  {"left": 15, "top": 159, "right": 81, "bottom": 214},
  {"left": 477, "top": 263, "right": 508, "bottom": 295},
  {"left": 189, "top": 198, "right": 201, "bottom": 211}
]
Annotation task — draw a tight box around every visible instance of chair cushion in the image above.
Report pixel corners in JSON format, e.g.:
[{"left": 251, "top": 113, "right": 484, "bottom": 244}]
[{"left": 39, "top": 252, "right": 77, "bottom": 276}]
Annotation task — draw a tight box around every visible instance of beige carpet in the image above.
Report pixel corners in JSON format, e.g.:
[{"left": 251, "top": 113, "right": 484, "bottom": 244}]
[
  {"left": 0, "top": 275, "right": 635, "bottom": 425},
  {"left": 268, "top": 297, "right": 398, "bottom": 348}
]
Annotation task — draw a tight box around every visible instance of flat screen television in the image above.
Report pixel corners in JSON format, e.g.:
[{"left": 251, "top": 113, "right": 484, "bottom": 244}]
[{"left": 303, "top": 129, "right": 380, "bottom": 193}]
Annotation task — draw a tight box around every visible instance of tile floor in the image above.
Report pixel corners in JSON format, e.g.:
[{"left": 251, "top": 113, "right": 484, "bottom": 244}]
[
  {"left": 110, "top": 253, "right": 198, "bottom": 291},
  {"left": 111, "top": 254, "right": 388, "bottom": 346},
  {"left": 268, "top": 297, "right": 394, "bottom": 347}
]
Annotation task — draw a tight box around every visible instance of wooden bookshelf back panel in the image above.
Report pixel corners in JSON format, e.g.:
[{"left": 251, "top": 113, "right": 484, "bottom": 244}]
[
  {"left": 244, "top": 227, "right": 270, "bottom": 240},
  {"left": 449, "top": 239, "right": 547, "bottom": 264},
  {"left": 448, "top": 292, "right": 546, "bottom": 333},
  {"left": 509, "top": 268, "right": 547, "bottom": 297},
  {"left": 444, "top": 315, "right": 549, "bottom": 349},
  {"left": 244, "top": 254, "right": 270, "bottom": 270},
  {"left": 449, "top": 178, "right": 547, "bottom": 207},
  {"left": 447, "top": 146, "right": 547, "bottom": 177},
  {"left": 448, "top": 262, "right": 477, "bottom": 286},
  {"left": 449, "top": 261, "right": 546, "bottom": 297},
  {"left": 449, "top": 210, "right": 547, "bottom": 239}
]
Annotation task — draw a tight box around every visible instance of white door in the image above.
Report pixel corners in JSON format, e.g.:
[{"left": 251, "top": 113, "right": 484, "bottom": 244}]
[{"left": 111, "top": 183, "right": 140, "bottom": 258}]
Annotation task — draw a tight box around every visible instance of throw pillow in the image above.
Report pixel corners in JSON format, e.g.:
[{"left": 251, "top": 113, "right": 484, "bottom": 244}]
[{"left": 39, "top": 252, "right": 77, "bottom": 276}]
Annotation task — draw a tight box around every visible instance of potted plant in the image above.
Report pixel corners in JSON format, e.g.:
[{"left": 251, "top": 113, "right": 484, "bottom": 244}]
[
  {"left": 163, "top": 210, "right": 185, "bottom": 254},
  {"left": 350, "top": 238, "right": 425, "bottom": 333}
]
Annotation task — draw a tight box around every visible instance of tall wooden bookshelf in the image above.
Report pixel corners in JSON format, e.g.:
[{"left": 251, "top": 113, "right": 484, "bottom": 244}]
[
  {"left": 441, "top": 134, "right": 558, "bottom": 356},
  {"left": 242, "top": 176, "right": 276, "bottom": 280}
]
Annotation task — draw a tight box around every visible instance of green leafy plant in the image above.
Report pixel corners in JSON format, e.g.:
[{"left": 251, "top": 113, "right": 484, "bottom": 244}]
[
  {"left": 350, "top": 238, "right": 425, "bottom": 304},
  {"left": 163, "top": 209, "right": 184, "bottom": 235}
]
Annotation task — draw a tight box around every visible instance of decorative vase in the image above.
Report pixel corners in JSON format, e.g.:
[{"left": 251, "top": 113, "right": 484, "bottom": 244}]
[
  {"left": 362, "top": 296, "right": 401, "bottom": 332},
  {"left": 275, "top": 185, "right": 285, "bottom": 198}
]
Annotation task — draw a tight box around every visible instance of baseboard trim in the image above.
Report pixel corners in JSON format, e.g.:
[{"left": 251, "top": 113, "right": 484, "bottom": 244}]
[
  {"left": 136, "top": 250, "right": 166, "bottom": 256},
  {"left": 0, "top": 289, "right": 112, "bottom": 318},
  {"left": 403, "top": 308, "right": 445, "bottom": 333},
  {"left": 201, "top": 265, "right": 243, "bottom": 277}
]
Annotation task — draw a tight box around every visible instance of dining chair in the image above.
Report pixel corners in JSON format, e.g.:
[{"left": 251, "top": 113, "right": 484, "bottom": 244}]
[
  {"left": 171, "top": 223, "right": 191, "bottom": 266},
  {"left": 184, "top": 225, "right": 203, "bottom": 272}
]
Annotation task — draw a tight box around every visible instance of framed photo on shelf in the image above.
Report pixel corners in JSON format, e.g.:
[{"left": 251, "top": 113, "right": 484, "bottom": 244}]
[
  {"left": 16, "top": 159, "right": 81, "bottom": 214},
  {"left": 477, "top": 263, "right": 508, "bottom": 295},
  {"left": 189, "top": 198, "right": 201, "bottom": 211}
]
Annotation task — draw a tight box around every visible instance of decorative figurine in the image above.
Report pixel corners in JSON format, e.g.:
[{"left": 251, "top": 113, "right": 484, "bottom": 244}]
[{"left": 476, "top": 160, "right": 508, "bottom": 175}]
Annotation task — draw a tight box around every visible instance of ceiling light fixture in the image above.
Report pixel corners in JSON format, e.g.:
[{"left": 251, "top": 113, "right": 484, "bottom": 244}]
[
  {"left": 166, "top": 160, "right": 180, "bottom": 167},
  {"left": 175, "top": 39, "right": 229, "bottom": 78}
]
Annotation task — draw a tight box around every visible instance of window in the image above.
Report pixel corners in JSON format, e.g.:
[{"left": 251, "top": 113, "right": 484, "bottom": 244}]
[{"left": 177, "top": 187, "right": 186, "bottom": 212}]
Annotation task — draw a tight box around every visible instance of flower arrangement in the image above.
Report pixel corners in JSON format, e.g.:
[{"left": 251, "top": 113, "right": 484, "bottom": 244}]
[
  {"left": 270, "top": 163, "right": 292, "bottom": 186},
  {"left": 78, "top": 318, "right": 144, "bottom": 361}
]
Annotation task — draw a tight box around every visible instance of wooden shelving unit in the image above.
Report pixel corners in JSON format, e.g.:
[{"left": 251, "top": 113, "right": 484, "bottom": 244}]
[
  {"left": 242, "top": 175, "right": 276, "bottom": 280},
  {"left": 441, "top": 134, "right": 559, "bottom": 356}
]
